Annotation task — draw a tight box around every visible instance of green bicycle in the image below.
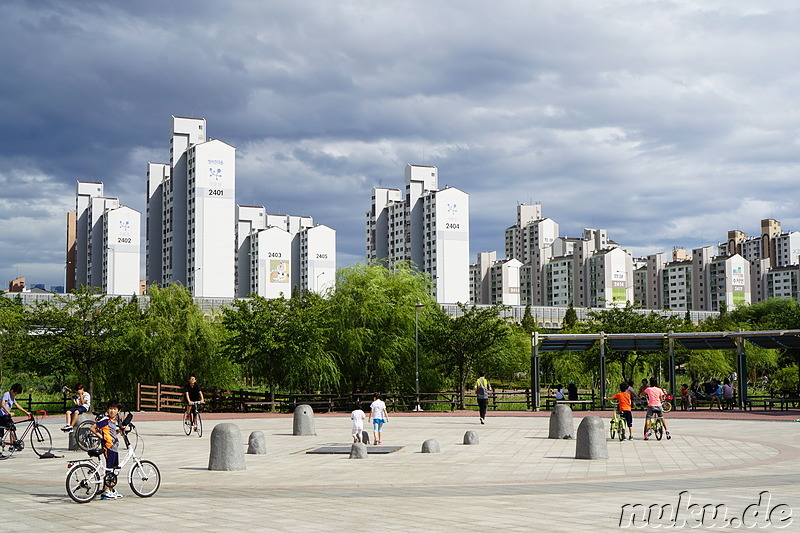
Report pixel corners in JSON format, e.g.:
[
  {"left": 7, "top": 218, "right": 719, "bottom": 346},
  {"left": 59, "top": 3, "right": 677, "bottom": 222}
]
[{"left": 608, "top": 401, "right": 626, "bottom": 441}]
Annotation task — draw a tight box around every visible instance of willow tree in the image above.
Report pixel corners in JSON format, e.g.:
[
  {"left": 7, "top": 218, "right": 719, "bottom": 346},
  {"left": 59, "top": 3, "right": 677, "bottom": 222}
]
[
  {"left": 326, "top": 262, "right": 435, "bottom": 395},
  {"left": 221, "top": 291, "right": 336, "bottom": 405},
  {"left": 118, "top": 284, "right": 234, "bottom": 396}
]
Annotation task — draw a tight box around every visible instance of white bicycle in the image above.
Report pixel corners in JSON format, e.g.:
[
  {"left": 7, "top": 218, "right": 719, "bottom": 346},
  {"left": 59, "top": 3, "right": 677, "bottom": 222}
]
[{"left": 65, "top": 413, "right": 160, "bottom": 503}]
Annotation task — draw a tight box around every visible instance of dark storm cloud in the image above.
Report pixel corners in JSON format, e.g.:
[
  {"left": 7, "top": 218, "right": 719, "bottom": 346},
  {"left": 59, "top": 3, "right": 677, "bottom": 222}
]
[{"left": 2, "top": 0, "right": 800, "bottom": 287}]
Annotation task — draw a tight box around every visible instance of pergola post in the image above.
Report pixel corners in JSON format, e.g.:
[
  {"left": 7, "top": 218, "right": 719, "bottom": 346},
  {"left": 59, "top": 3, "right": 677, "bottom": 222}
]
[
  {"left": 736, "top": 336, "right": 747, "bottom": 409},
  {"left": 531, "top": 331, "right": 541, "bottom": 411},
  {"left": 599, "top": 331, "right": 606, "bottom": 410},
  {"left": 668, "top": 331, "right": 676, "bottom": 402}
]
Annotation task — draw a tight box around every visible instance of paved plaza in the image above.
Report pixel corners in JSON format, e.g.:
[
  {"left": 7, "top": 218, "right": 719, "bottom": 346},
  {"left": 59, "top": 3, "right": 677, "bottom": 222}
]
[{"left": 2, "top": 410, "right": 800, "bottom": 532}]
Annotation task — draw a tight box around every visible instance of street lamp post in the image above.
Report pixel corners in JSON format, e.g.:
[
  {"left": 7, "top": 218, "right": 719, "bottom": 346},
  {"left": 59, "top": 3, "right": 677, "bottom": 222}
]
[{"left": 414, "top": 300, "right": 424, "bottom": 412}]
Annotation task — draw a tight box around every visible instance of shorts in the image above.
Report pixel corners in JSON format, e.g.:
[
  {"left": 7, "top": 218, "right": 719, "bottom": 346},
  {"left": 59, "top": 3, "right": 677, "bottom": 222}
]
[
  {"left": 68, "top": 405, "right": 89, "bottom": 415},
  {"left": 104, "top": 449, "right": 119, "bottom": 469},
  {"left": 0, "top": 414, "right": 12, "bottom": 429},
  {"left": 372, "top": 419, "right": 385, "bottom": 432},
  {"left": 352, "top": 426, "right": 364, "bottom": 436},
  {"left": 646, "top": 406, "right": 664, "bottom": 420},
  {"left": 619, "top": 410, "right": 633, "bottom": 427}
]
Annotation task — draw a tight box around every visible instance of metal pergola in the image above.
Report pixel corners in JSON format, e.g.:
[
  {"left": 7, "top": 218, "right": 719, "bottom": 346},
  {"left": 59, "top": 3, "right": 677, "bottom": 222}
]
[{"left": 530, "top": 329, "right": 800, "bottom": 410}]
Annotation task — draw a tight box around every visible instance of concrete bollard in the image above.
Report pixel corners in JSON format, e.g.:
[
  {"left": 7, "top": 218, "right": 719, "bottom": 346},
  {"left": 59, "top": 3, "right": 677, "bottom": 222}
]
[
  {"left": 575, "top": 416, "right": 608, "bottom": 460},
  {"left": 361, "top": 430, "right": 370, "bottom": 445},
  {"left": 208, "top": 423, "right": 246, "bottom": 471},
  {"left": 463, "top": 430, "right": 479, "bottom": 445},
  {"left": 68, "top": 413, "right": 97, "bottom": 451},
  {"left": 246, "top": 431, "right": 266, "bottom": 454},
  {"left": 549, "top": 404, "right": 574, "bottom": 439},
  {"left": 293, "top": 404, "right": 316, "bottom": 436},
  {"left": 349, "top": 442, "right": 368, "bottom": 459},
  {"left": 421, "top": 438, "right": 440, "bottom": 453}
]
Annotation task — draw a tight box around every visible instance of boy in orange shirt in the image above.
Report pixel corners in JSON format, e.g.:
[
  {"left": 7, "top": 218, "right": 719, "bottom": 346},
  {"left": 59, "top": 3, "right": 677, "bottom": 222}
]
[{"left": 607, "top": 382, "right": 633, "bottom": 440}]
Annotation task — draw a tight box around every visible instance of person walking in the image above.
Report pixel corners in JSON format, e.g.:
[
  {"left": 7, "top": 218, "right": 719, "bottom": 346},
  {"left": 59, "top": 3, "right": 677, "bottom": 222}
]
[
  {"left": 368, "top": 393, "right": 388, "bottom": 444},
  {"left": 475, "top": 371, "right": 492, "bottom": 424}
]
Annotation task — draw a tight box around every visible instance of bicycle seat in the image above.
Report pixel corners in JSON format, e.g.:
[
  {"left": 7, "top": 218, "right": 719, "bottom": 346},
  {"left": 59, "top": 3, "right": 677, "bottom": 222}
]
[{"left": 87, "top": 449, "right": 102, "bottom": 457}]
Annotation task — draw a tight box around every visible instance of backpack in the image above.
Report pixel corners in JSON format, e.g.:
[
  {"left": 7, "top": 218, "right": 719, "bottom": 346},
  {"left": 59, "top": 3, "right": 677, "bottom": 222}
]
[{"left": 476, "top": 378, "right": 489, "bottom": 399}]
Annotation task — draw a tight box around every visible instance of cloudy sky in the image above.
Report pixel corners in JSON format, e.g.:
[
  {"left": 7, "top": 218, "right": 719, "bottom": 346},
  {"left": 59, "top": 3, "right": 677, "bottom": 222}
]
[{"left": 2, "top": 0, "right": 799, "bottom": 289}]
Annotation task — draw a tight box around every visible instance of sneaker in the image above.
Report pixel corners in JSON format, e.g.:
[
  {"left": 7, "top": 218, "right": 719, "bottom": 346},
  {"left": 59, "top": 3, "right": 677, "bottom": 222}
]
[
  {"left": 112, "top": 490, "right": 123, "bottom": 499},
  {"left": 628, "top": 435, "right": 633, "bottom": 440},
  {"left": 101, "top": 491, "right": 116, "bottom": 500},
  {"left": 480, "top": 417, "right": 485, "bottom": 425},
  {"left": 666, "top": 431, "right": 671, "bottom": 440},
  {"left": 61, "top": 425, "right": 73, "bottom": 432}
]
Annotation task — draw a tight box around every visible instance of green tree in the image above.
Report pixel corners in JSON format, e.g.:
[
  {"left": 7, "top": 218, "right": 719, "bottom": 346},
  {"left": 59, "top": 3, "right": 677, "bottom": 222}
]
[
  {"left": 563, "top": 301, "right": 579, "bottom": 329},
  {"left": 520, "top": 304, "right": 537, "bottom": 334},
  {"left": 221, "top": 292, "right": 336, "bottom": 406},
  {"left": 326, "top": 262, "right": 435, "bottom": 395},
  {"left": 26, "top": 287, "right": 141, "bottom": 398},
  {"left": 0, "top": 294, "right": 26, "bottom": 385},
  {"left": 118, "top": 284, "right": 233, "bottom": 398},
  {"left": 428, "top": 303, "right": 513, "bottom": 408}
]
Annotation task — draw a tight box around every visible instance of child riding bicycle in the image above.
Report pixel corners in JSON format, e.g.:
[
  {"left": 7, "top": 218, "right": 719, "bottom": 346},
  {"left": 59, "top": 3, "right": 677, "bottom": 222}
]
[
  {"left": 643, "top": 378, "right": 671, "bottom": 441},
  {"left": 1, "top": 383, "right": 30, "bottom": 449},
  {"left": 89, "top": 400, "right": 127, "bottom": 500}
]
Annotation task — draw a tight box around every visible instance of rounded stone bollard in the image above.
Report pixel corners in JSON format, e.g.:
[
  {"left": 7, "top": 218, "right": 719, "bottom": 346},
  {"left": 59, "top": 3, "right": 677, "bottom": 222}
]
[
  {"left": 349, "top": 442, "right": 368, "bottom": 459},
  {"left": 361, "top": 430, "right": 370, "bottom": 445},
  {"left": 68, "top": 413, "right": 97, "bottom": 451},
  {"left": 247, "top": 431, "right": 266, "bottom": 454},
  {"left": 548, "top": 404, "right": 574, "bottom": 439},
  {"left": 293, "top": 404, "right": 316, "bottom": 436},
  {"left": 421, "top": 438, "right": 440, "bottom": 453},
  {"left": 463, "top": 430, "right": 479, "bottom": 445},
  {"left": 575, "top": 416, "right": 608, "bottom": 460},
  {"left": 208, "top": 423, "right": 246, "bottom": 471}
]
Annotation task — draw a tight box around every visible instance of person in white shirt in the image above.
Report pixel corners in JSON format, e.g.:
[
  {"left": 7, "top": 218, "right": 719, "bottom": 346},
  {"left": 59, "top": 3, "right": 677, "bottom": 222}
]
[
  {"left": 368, "top": 393, "right": 389, "bottom": 445},
  {"left": 62, "top": 383, "right": 91, "bottom": 432},
  {"left": 1, "top": 383, "right": 30, "bottom": 447},
  {"left": 350, "top": 402, "right": 366, "bottom": 443}
]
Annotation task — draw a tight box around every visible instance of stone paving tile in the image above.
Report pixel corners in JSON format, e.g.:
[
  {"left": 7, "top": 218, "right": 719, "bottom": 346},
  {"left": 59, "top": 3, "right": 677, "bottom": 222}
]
[{"left": 1, "top": 416, "right": 800, "bottom": 531}]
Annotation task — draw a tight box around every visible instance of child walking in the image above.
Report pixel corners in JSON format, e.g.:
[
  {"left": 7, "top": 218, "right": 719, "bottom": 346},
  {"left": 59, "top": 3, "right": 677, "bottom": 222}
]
[
  {"left": 350, "top": 402, "right": 366, "bottom": 443},
  {"left": 368, "top": 393, "right": 388, "bottom": 445},
  {"left": 607, "top": 382, "right": 633, "bottom": 440}
]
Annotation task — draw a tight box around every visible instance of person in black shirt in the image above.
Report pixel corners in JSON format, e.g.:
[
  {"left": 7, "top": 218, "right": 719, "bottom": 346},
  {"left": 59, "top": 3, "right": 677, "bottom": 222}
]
[{"left": 184, "top": 375, "right": 204, "bottom": 426}]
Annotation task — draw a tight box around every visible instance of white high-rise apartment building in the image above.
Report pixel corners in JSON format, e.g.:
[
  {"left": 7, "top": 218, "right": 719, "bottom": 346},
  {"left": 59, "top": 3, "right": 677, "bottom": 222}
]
[
  {"left": 366, "top": 164, "right": 470, "bottom": 304},
  {"left": 588, "top": 246, "right": 634, "bottom": 308},
  {"left": 236, "top": 205, "right": 330, "bottom": 298},
  {"left": 299, "top": 225, "right": 336, "bottom": 294},
  {"left": 69, "top": 181, "right": 140, "bottom": 295},
  {"left": 147, "top": 117, "right": 236, "bottom": 297},
  {"left": 103, "top": 205, "right": 141, "bottom": 295}
]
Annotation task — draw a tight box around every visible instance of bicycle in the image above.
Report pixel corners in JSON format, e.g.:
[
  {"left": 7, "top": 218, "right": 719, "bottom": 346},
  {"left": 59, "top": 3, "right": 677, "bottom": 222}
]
[
  {"left": 661, "top": 394, "right": 674, "bottom": 413},
  {"left": 608, "top": 401, "right": 626, "bottom": 441},
  {"left": 65, "top": 413, "right": 160, "bottom": 503},
  {"left": 183, "top": 401, "right": 203, "bottom": 437},
  {"left": 0, "top": 410, "right": 53, "bottom": 459},
  {"left": 75, "top": 410, "right": 140, "bottom": 452}
]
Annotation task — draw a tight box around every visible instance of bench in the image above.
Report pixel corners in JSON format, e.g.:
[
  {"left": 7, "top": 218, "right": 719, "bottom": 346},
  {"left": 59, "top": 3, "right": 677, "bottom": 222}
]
[{"left": 545, "top": 399, "right": 594, "bottom": 410}]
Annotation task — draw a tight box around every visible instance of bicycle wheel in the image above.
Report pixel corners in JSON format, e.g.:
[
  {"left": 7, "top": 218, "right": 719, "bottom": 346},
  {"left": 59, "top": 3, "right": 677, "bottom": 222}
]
[
  {"left": 618, "top": 422, "right": 626, "bottom": 441},
  {"left": 30, "top": 424, "right": 52, "bottom": 456},
  {"left": 66, "top": 463, "right": 102, "bottom": 503},
  {"left": 76, "top": 420, "right": 100, "bottom": 452},
  {"left": 183, "top": 412, "right": 192, "bottom": 436},
  {"left": 609, "top": 419, "right": 617, "bottom": 440},
  {"left": 654, "top": 421, "right": 664, "bottom": 441},
  {"left": 195, "top": 411, "right": 202, "bottom": 438},
  {"left": 662, "top": 401, "right": 673, "bottom": 413},
  {"left": 129, "top": 459, "right": 161, "bottom": 497}
]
